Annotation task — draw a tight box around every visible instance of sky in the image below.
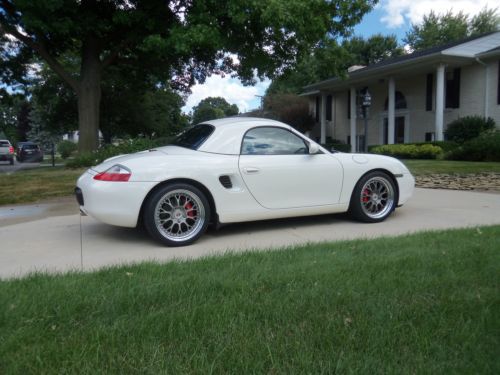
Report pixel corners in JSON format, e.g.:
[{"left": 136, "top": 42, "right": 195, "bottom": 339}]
[{"left": 182, "top": 0, "right": 499, "bottom": 114}]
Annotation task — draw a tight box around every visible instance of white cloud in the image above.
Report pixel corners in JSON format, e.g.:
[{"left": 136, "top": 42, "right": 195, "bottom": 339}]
[
  {"left": 380, "top": 0, "right": 499, "bottom": 28},
  {"left": 182, "top": 75, "right": 270, "bottom": 114}
]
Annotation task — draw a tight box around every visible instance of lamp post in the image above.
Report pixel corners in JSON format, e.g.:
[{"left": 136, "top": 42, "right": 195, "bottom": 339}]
[{"left": 361, "top": 90, "right": 371, "bottom": 152}]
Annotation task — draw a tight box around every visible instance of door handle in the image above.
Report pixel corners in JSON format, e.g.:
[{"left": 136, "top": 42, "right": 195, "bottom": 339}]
[{"left": 243, "top": 167, "right": 260, "bottom": 174}]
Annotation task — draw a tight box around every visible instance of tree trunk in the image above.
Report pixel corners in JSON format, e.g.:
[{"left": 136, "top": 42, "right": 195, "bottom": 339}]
[{"left": 77, "top": 37, "right": 102, "bottom": 153}]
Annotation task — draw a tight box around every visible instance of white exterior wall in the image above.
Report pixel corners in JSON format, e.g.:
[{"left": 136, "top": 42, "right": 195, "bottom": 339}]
[
  {"left": 310, "top": 59, "right": 500, "bottom": 147},
  {"left": 486, "top": 60, "right": 500, "bottom": 126}
]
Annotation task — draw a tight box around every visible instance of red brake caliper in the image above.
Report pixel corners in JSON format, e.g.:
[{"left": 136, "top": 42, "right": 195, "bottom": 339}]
[
  {"left": 362, "top": 188, "right": 370, "bottom": 203},
  {"left": 184, "top": 202, "right": 195, "bottom": 218}
]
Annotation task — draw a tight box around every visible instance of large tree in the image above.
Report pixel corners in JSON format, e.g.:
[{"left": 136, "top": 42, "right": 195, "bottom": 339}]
[
  {"left": 0, "top": 0, "right": 376, "bottom": 152},
  {"left": 404, "top": 8, "right": 500, "bottom": 51},
  {"left": 0, "top": 88, "right": 23, "bottom": 141},
  {"left": 31, "top": 62, "right": 187, "bottom": 143},
  {"left": 191, "top": 97, "right": 239, "bottom": 125}
]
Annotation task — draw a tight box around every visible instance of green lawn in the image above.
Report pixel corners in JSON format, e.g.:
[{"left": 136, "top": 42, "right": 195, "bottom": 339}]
[
  {"left": 0, "top": 167, "right": 85, "bottom": 205},
  {"left": 1, "top": 226, "right": 498, "bottom": 373},
  {"left": 402, "top": 159, "right": 500, "bottom": 175}
]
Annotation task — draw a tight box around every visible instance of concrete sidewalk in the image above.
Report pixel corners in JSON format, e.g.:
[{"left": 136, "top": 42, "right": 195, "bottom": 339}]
[{"left": 1, "top": 188, "right": 499, "bottom": 279}]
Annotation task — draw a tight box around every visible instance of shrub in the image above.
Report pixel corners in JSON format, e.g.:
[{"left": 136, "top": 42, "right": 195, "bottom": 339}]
[
  {"left": 371, "top": 144, "right": 443, "bottom": 159},
  {"left": 263, "top": 94, "right": 316, "bottom": 133},
  {"left": 322, "top": 138, "right": 351, "bottom": 153},
  {"left": 446, "top": 131, "right": 500, "bottom": 161},
  {"left": 425, "top": 141, "right": 459, "bottom": 153},
  {"left": 66, "top": 152, "right": 101, "bottom": 168},
  {"left": 57, "top": 140, "right": 78, "bottom": 159},
  {"left": 444, "top": 116, "right": 495, "bottom": 144},
  {"left": 66, "top": 137, "right": 173, "bottom": 168}
]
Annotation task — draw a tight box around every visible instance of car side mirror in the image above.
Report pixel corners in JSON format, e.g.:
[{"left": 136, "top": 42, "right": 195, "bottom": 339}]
[{"left": 308, "top": 142, "right": 320, "bottom": 154}]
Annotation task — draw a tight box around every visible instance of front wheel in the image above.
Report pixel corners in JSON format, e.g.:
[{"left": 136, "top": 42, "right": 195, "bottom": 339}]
[
  {"left": 349, "top": 172, "right": 398, "bottom": 223},
  {"left": 143, "top": 183, "right": 210, "bottom": 247}
]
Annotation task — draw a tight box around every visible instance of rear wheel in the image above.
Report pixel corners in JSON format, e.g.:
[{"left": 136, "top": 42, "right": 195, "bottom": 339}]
[
  {"left": 349, "top": 171, "right": 398, "bottom": 223},
  {"left": 143, "top": 183, "right": 210, "bottom": 246},
  {"left": 9, "top": 158, "right": 13, "bottom": 165}
]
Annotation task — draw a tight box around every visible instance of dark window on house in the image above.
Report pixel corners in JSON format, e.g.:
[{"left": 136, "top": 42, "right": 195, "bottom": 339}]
[
  {"left": 426, "top": 73, "right": 433, "bottom": 111},
  {"left": 315, "top": 96, "right": 320, "bottom": 122},
  {"left": 347, "top": 91, "right": 351, "bottom": 119},
  {"left": 425, "top": 132, "right": 435, "bottom": 142},
  {"left": 497, "top": 61, "right": 500, "bottom": 105},
  {"left": 445, "top": 68, "right": 460, "bottom": 109},
  {"left": 384, "top": 91, "right": 407, "bottom": 110},
  {"left": 326, "top": 95, "right": 332, "bottom": 121}
]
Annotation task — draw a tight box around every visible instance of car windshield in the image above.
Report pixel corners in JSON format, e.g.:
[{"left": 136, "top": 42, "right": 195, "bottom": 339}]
[
  {"left": 170, "top": 124, "right": 215, "bottom": 150},
  {"left": 0, "top": 141, "right": 10, "bottom": 147},
  {"left": 23, "top": 144, "right": 39, "bottom": 150}
]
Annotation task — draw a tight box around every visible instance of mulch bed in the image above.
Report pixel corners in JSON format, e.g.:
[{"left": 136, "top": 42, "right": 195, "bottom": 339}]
[{"left": 415, "top": 173, "right": 500, "bottom": 192}]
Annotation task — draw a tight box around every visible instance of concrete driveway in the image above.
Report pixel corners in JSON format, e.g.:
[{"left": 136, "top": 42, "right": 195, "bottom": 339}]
[{"left": 1, "top": 188, "right": 499, "bottom": 279}]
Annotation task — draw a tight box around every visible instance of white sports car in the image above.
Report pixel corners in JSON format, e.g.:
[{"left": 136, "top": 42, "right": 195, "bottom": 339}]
[{"left": 76, "top": 117, "right": 414, "bottom": 246}]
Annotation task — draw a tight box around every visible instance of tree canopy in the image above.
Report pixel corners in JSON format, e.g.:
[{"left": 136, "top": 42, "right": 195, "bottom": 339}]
[
  {"left": 0, "top": 0, "right": 376, "bottom": 152},
  {"left": 404, "top": 8, "right": 500, "bottom": 51},
  {"left": 191, "top": 97, "right": 239, "bottom": 125},
  {"left": 28, "top": 61, "right": 188, "bottom": 144},
  {"left": 267, "top": 34, "right": 403, "bottom": 95}
]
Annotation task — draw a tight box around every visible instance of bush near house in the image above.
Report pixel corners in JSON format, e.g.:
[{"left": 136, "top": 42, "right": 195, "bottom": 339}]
[
  {"left": 446, "top": 131, "right": 500, "bottom": 162},
  {"left": 371, "top": 143, "right": 443, "bottom": 159},
  {"left": 444, "top": 116, "right": 496, "bottom": 144}
]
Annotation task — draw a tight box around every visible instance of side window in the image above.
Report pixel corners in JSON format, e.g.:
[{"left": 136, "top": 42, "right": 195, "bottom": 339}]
[{"left": 241, "top": 127, "right": 308, "bottom": 155}]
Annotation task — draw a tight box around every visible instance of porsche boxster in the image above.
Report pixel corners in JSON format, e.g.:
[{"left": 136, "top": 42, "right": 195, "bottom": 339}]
[{"left": 76, "top": 117, "right": 414, "bottom": 246}]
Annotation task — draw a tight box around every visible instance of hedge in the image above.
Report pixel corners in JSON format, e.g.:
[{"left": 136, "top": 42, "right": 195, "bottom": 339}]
[
  {"left": 446, "top": 131, "right": 500, "bottom": 162},
  {"left": 370, "top": 143, "right": 443, "bottom": 159}
]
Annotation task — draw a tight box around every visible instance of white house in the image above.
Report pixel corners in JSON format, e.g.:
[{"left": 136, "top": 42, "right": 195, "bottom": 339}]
[{"left": 302, "top": 32, "right": 500, "bottom": 152}]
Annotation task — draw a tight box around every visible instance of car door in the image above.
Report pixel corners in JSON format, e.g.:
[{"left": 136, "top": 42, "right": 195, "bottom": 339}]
[{"left": 238, "top": 126, "right": 343, "bottom": 209}]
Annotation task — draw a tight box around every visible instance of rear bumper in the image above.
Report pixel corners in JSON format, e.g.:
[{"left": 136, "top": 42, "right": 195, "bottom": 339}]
[
  {"left": 76, "top": 170, "right": 157, "bottom": 228},
  {"left": 0, "top": 154, "right": 13, "bottom": 161}
]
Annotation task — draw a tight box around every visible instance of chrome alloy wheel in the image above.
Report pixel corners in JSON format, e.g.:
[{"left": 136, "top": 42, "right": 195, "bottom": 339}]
[
  {"left": 359, "top": 176, "right": 395, "bottom": 220},
  {"left": 154, "top": 189, "right": 206, "bottom": 242}
]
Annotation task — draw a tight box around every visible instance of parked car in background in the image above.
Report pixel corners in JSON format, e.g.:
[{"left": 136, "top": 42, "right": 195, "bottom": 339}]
[
  {"left": 16, "top": 142, "right": 44, "bottom": 163},
  {"left": 0, "top": 140, "right": 15, "bottom": 165}
]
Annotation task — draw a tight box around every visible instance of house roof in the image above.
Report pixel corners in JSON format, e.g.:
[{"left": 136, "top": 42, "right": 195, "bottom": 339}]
[{"left": 303, "top": 31, "right": 500, "bottom": 93}]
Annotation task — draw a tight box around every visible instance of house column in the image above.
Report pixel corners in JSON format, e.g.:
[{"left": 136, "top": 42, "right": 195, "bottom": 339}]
[
  {"left": 435, "top": 64, "right": 445, "bottom": 141},
  {"left": 388, "top": 77, "right": 395, "bottom": 144},
  {"left": 320, "top": 93, "right": 327, "bottom": 144},
  {"left": 350, "top": 87, "right": 357, "bottom": 152}
]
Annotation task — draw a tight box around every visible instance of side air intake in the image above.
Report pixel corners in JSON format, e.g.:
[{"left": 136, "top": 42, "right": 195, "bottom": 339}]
[{"left": 219, "top": 175, "right": 232, "bottom": 189}]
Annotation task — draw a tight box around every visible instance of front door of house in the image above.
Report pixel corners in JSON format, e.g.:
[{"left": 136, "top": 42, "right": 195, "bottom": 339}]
[{"left": 383, "top": 117, "right": 405, "bottom": 144}]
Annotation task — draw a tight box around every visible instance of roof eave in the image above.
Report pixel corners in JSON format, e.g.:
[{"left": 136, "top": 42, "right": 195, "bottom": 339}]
[{"left": 303, "top": 52, "right": 474, "bottom": 92}]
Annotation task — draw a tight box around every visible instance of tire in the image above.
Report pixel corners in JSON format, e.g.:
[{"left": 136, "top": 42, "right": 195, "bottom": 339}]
[
  {"left": 9, "top": 158, "right": 13, "bottom": 165},
  {"left": 143, "top": 183, "right": 211, "bottom": 246},
  {"left": 349, "top": 171, "right": 398, "bottom": 223}
]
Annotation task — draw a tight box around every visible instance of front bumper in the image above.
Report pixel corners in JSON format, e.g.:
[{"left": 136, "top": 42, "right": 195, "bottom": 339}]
[
  {"left": 76, "top": 169, "right": 157, "bottom": 228},
  {"left": 397, "top": 172, "right": 415, "bottom": 206}
]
